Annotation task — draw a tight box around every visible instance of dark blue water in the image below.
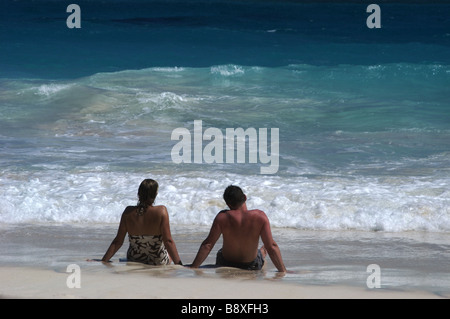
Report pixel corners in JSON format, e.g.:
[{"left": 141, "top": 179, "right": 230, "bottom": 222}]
[{"left": 2, "top": 1, "right": 450, "bottom": 78}]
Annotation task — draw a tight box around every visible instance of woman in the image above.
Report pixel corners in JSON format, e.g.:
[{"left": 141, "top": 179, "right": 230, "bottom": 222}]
[{"left": 101, "top": 179, "right": 182, "bottom": 265}]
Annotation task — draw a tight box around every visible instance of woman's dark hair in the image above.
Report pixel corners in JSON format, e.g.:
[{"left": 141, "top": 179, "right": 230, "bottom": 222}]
[
  {"left": 223, "top": 185, "right": 246, "bottom": 209},
  {"left": 137, "top": 179, "right": 158, "bottom": 215}
]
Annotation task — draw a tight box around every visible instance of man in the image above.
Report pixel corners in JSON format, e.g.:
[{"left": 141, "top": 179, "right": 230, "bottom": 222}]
[{"left": 190, "top": 185, "right": 287, "bottom": 272}]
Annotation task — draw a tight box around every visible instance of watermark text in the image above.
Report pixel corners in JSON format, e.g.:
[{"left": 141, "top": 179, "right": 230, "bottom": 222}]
[
  {"left": 366, "top": 4, "right": 381, "bottom": 29},
  {"left": 66, "top": 4, "right": 81, "bottom": 29},
  {"left": 171, "top": 120, "right": 279, "bottom": 174},
  {"left": 366, "top": 264, "right": 381, "bottom": 288},
  {"left": 66, "top": 264, "right": 81, "bottom": 288}
]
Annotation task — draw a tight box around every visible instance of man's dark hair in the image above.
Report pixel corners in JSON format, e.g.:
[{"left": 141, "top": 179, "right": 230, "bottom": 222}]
[{"left": 223, "top": 185, "right": 246, "bottom": 209}]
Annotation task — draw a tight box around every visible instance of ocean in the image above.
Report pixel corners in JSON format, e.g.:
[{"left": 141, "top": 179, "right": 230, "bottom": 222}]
[{"left": 0, "top": 0, "right": 449, "bottom": 296}]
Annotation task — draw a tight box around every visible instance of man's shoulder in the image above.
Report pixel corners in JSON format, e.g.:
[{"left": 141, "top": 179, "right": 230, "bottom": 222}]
[
  {"left": 248, "top": 209, "right": 267, "bottom": 216},
  {"left": 248, "top": 208, "right": 265, "bottom": 213},
  {"left": 247, "top": 209, "right": 269, "bottom": 224},
  {"left": 215, "top": 208, "right": 267, "bottom": 221},
  {"left": 216, "top": 209, "right": 229, "bottom": 219}
]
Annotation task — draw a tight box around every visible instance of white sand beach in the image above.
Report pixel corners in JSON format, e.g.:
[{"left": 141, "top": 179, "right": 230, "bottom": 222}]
[{"left": 0, "top": 265, "right": 442, "bottom": 299}]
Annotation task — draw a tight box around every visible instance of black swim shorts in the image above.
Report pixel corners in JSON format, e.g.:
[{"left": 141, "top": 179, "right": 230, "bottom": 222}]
[{"left": 216, "top": 248, "right": 265, "bottom": 270}]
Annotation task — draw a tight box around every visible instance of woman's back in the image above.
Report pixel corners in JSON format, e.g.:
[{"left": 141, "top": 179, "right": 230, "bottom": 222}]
[
  {"left": 124, "top": 205, "right": 171, "bottom": 265},
  {"left": 124, "top": 205, "right": 165, "bottom": 236},
  {"left": 101, "top": 179, "right": 182, "bottom": 265}
]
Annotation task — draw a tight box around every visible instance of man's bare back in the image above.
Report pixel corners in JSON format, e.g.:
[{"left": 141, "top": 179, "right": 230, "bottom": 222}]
[
  {"left": 190, "top": 185, "right": 287, "bottom": 272},
  {"left": 216, "top": 208, "right": 266, "bottom": 263}
]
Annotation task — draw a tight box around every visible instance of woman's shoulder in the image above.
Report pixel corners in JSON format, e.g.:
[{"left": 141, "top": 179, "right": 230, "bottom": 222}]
[
  {"left": 122, "top": 206, "right": 138, "bottom": 215},
  {"left": 147, "top": 205, "right": 169, "bottom": 219},
  {"left": 122, "top": 205, "right": 168, "bottom": 217},
  {"left": 151, "top": 205, "right": 168, "bottom": 213}
]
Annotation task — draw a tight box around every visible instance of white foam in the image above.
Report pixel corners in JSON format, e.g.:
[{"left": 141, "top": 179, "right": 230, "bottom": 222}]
[
  {"left": 135, "top": 92, "right": 189, "bottom": 110},
  {"left": 152, "top": 67, "right": 185, "bottom": 72},
  {"left": 35, "top": 84, "right": 73, "bottom": 97},
  {"left": 1, "top": 170, "right": 449, "bottom": 233},
  {"left": 210, "top": 65, "right": 245, "bottom": 76}
]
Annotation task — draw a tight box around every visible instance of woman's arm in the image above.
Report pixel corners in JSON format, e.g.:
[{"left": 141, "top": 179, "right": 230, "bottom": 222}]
[
  {"left": 160, "top": 206, "right": 182, "bottom": 265},
  {"left": 101, "top": 210, "right": 128, "bottom": 262}
]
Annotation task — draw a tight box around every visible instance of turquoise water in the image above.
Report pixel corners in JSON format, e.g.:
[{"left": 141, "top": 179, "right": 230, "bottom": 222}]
[{"left": 0, "top": 1, "right": 449, "bottom": 231}]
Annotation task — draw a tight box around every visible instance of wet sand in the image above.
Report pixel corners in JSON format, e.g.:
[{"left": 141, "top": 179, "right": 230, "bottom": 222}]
[{"left": 0, "top": 223, "right": 449, "bottom": 299}]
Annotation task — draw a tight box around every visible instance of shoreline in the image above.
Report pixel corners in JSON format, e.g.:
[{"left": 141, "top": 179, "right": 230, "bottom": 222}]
[
  {"left": 1, "top": 223, "right": 449, "bottom": 299},
  {"left": 0, "top": 265, "right": 443, "bottom": 299}
]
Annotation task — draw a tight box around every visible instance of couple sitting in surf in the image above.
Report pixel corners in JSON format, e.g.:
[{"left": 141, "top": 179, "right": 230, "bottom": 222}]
[{"left": 101, "top": 179, "right": 287, "bottom": 272}]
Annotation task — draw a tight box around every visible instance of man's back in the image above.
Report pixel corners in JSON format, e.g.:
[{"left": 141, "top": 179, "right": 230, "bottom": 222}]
[
  {"left": 216, "top": 208, "right": 266, "bottom": 263},
  {"left": 190, "top": 185, "right": 287, "bottom": 272}
]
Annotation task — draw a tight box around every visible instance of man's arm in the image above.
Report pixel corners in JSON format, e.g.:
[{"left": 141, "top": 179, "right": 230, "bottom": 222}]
[
  {"left": 260, "top": 213, "right": 287, "bottom": 272},
  {"left": 190, "top": 215, "right": 222, "bottom": 268}
]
